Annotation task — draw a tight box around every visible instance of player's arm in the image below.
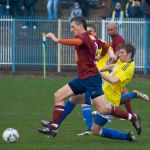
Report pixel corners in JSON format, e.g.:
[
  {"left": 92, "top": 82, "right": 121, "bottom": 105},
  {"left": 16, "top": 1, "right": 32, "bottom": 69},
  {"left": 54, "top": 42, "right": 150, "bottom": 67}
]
[
  {"left": 46, "top": 32, "right": 83, "bottom": 46},
  {"left": 99, "top": 40, "right": 116, "bottom": 61},
  {"left": 108, "top": 47, "right": 117, "bottom": 62},
  {"left": 99, "top": 64, "right": 114, "bottom": 72},
  {"left": 101, "top": 73, "right": 120, "bottom": 84}
]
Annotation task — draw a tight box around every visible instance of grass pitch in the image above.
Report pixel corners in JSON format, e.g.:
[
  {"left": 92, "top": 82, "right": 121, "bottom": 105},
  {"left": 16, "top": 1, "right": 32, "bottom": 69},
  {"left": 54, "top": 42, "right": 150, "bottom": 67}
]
[{"left": 0, "top": 76, "right": 150, "bottom": 150}]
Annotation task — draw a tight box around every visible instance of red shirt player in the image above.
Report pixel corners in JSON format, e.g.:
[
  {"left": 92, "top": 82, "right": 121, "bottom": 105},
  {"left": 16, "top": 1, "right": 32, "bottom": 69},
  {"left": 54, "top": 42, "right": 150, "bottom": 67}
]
[
  {"left": 37, "top": 16, "right": 116, "bottom": 137},
  {"left": 107, "top": 22, "right": 125, "bottom": 58}
]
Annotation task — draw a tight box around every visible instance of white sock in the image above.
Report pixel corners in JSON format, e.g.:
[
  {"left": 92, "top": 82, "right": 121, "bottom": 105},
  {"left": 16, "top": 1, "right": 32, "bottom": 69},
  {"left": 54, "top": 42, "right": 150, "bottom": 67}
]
[
  {"left": 99, "top": 129, "right": 103, "bottom": 136},
  {"left": 128, "top": 113, "right": 132, "bottom": 120}
]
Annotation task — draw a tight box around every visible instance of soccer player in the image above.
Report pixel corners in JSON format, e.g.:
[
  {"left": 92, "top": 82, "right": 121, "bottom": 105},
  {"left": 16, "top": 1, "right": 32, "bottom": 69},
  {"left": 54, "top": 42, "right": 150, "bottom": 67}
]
[
  {"left": 37, "top": 16, "right": 115, "bottom": 137},
  {"left": 107, "top": 22, "right": 125, "bottom": 59},
  {"left": 37, "top": 16, "right": 141, "bottom": 137},
  {"left": 66, "top": 44, "right": 144, "bottom": 141},
  {"left": 91, "top": 43, "right": 139, "bottom": 140},
  {"left": 107, "top": 21, "right": 135, "bottom": 116}
]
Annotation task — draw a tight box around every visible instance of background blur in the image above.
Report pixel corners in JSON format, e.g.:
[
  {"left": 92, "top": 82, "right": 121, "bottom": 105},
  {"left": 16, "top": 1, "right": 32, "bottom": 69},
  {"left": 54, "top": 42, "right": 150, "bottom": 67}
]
[{"left": 0, "top": 0, "right": 150, "bottom": 76}]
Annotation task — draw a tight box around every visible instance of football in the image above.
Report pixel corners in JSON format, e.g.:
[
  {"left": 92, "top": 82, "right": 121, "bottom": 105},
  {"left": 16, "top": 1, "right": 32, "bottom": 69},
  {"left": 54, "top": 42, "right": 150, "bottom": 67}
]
[{"left": 2, "top": 128, "right": 19, "bottom": 143}]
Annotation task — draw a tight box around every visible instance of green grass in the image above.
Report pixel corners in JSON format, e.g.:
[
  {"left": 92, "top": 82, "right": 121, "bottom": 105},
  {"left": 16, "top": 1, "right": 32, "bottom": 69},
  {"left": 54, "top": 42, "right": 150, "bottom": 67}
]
[{"left": 0, "top": 77, "right": 150, "bottom": 150}]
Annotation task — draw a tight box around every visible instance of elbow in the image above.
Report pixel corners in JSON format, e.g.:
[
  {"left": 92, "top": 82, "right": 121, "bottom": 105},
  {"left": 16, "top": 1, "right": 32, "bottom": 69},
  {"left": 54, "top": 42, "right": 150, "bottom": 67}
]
[
  {"left": 110, "top": 79, "right": 118, "bottom": 84},
  {"left": 110, "top": 80, "right": 116, "bottom": 84}
]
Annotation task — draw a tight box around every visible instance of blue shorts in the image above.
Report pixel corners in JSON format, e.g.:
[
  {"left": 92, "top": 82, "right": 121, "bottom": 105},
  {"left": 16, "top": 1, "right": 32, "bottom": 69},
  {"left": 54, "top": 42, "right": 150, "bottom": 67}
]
[{"left": 68, "top": 74, "right": 104, "bottom": 105}]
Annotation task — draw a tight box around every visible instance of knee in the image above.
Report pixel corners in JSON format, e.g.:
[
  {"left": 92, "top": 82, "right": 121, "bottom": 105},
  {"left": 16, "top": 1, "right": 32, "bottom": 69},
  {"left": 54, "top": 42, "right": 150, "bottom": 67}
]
[
  {"left": 54, "top": 91, "right": 61, "bottom": 101},
  {"left": 97, "top": 107, "right": 108, "bottom": 115},
  {"left": 98, "top": 105, "right": 112, "bottom": 115}
]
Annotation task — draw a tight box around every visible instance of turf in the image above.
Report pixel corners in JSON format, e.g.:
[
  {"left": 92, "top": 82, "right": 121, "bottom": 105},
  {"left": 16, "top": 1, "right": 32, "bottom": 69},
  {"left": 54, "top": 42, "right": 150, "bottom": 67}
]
[{"left": 0, "top": 77, "right": 150, "bottom": 150}]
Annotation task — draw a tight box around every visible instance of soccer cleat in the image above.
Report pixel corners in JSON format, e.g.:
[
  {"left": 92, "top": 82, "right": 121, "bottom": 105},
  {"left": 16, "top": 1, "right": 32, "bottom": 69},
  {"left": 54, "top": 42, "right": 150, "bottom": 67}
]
[
  {"left": 131, "top": 114, "right": 142, "bottom": 135},
  {"left": 127, "top": 131, "right": 136, "bottom": 142},
  {"left": 37, "top": 127, "right": 57, "bottom": 137},
  {"left": 133, "top": 90, "right": 149, "bottom": 101},
  {"left": 40, "top": 120, "right": 51, "bottom": 127},
  {"left": 77, "top": 131, "right": 93, "bottom": 136}
]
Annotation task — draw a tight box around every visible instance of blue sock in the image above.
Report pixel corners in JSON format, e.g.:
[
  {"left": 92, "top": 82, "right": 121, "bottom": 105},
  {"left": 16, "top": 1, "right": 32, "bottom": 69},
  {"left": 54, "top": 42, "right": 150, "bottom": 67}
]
[
  {"left": 101, "top": 128, "right": 129, "bottom": 140},
  {"left": 121, "top": 92, "right": 137, "bottom": 103},
  {"left": 59, "top": 100, "right": 76, "bottom": 126},
  {"left": 122, "top": 92, "right": 137, "bottom": 99},
  {"left": 82, "top": 106, "right": 92, "bottom": 131}
]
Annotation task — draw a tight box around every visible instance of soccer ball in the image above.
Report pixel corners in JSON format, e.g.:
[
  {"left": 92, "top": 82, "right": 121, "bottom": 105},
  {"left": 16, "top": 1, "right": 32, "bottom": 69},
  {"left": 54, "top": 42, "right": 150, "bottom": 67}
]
[{"left": 2, "top": 128, "right": 19, "bottom": 143}]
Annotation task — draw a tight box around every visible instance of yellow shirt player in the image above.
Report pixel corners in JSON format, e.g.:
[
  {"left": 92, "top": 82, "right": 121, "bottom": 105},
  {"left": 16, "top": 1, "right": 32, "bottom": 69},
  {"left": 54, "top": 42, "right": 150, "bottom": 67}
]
[{"left": 102, "top": 59, "right": 135, "bottom": 106}]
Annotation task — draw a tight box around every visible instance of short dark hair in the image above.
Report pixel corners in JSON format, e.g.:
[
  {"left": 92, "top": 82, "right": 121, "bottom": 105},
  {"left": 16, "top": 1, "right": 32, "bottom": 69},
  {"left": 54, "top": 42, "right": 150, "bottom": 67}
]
[
  {"left": 70, "top": 16, "right": 87, "bottom": 30},
  {"left": 121, "top": 43, "right": 136, "bottom": 60},
  {"left": 87, "top": 23, "right": 96, "bottom": 32}
]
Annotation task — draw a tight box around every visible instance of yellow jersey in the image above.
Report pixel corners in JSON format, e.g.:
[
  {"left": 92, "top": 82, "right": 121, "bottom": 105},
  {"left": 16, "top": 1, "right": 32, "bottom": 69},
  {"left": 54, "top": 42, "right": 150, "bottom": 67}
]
[
  {"left": 96, "top": 48, "right": 109, "bottom": 71},
  {"left": 102, "top": 59, "right": 135, "bottom": 106},
  {"left": 96, "top": 41, "right": 113, "bottom": 75}
]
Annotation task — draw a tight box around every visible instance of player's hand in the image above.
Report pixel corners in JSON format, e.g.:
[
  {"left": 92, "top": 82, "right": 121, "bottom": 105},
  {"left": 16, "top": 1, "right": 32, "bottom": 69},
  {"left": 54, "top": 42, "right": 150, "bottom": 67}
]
[
  {"left": 99, "top": 69, "right": 102, "bottom": 73},
  {"left": 109, "top": 53, "right": 117, "bottom": 63},
  {"left": 46, "top": 33, "right": 58, "bottom": 42}
]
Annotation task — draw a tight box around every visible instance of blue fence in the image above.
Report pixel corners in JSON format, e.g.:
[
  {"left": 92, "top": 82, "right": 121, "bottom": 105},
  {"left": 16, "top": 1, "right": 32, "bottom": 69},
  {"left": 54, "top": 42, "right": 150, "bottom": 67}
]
[{"left": 0, "top": 17, "right": 150, "bottom": 75}]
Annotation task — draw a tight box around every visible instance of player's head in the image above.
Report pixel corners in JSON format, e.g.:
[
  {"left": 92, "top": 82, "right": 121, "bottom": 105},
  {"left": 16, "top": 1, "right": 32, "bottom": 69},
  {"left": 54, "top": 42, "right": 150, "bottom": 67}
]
[
  {"left": 70, "top": 16, "right": 87, "bottom": 36},
  {"left": 87, "top": 23, "right": 96, "bottom": 35},
  {"left": 107, "top": 22, "right": 117, "bottom": 37},
  {"left": 119, "top": 43, "right": 136, "bottom": 62}
]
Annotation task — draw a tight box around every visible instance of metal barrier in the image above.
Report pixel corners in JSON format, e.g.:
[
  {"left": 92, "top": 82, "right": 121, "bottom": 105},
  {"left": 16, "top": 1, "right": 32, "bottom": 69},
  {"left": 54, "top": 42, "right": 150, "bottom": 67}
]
[
  {"left": 0, "top": 17, "right": 149, "bottom": 75},
  {"left": 0, "top": 16, "right": 13, "bottom": 66},
  {"left": 102, "top": 18, "right": 150, "bottom": 75}
]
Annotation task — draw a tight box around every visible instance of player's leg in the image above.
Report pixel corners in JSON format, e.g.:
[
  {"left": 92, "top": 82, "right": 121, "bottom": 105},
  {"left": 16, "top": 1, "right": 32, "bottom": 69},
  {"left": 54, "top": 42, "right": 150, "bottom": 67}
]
[
  {"left": 41, "top": 94, "right": 86, "bottom": 127},
  {"left": 79, "top": 73, "right": 103, "bottom": 132},
  {"left": 121, "top": 88, "right": 134, "bottom": 114},
  {"left": 120, "top": 90, "right": 149, "bottom": 115},
  {"left": 38, "top": 83, "right": 74, "bottom": 136},
  {"left": 38, "top": 77, "right": 88, "bottom": 137},
  {"left": 92, "top": 89, "right": 149, "bottom": 118},
  {"left": 121, "top": 90, "right": 149, "bottom": 104},
  {"left": 81, "top": 104, "right": 93, "bottom": 131},
  {"left": 93, "top": 95, "right": 142, "bottom": 135},
  {"left": 41, "top": 98, "right": 76, "bottom": 127},
  {"left": 92, "top": 113, "right": 136, "bottom": 142},
  {"left": 59, "top": 94, "right": 85, "bottom": 125}
]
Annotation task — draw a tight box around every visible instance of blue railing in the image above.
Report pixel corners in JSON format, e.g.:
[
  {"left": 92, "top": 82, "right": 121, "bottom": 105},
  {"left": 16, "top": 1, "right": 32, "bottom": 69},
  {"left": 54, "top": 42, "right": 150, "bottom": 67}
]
[{"left": 0, "top": 16, "right": 149, "bottom": 75}]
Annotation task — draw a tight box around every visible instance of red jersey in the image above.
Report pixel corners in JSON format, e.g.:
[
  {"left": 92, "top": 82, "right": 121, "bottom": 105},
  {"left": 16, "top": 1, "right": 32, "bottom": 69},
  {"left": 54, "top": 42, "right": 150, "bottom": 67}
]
[
  {"left": 110, "top": 33, "right": 125, "bottom": 53},
  {"left": 75, "top": 32, "right": 104, "bottom": 79}
]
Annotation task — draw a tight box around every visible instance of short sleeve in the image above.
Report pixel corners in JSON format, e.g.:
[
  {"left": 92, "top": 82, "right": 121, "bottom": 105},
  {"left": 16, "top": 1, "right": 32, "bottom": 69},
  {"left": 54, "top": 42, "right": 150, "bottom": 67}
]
[{"left": 115, "top": 64, "right": 134, "bottom": 82}]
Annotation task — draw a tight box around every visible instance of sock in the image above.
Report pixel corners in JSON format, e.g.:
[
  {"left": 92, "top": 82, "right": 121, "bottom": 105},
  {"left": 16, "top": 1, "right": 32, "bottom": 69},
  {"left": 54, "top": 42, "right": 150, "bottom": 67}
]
[
  {"left": 100, "top": 128, "right": 129, "bottom": 140},
  {"left": 59, "top": 100, "right": 76, "bottom": 126},
  {"left": 111, "top": 106, "right": 129, "bottom": 120},
  {"left": 111, "top": 106, "right": 135, "bottom": 121},
  {"left": 82, "top": 105, "right": 92, "bottom": 131},
  {"left": 124, "top": 100, "right": 134, "bottom": 114},
  {"left": 121, "top": 92, "right": 137, "bottom": 102},
  {"left": 50, "top": 105, "right": 64, "bottom": 130}
]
